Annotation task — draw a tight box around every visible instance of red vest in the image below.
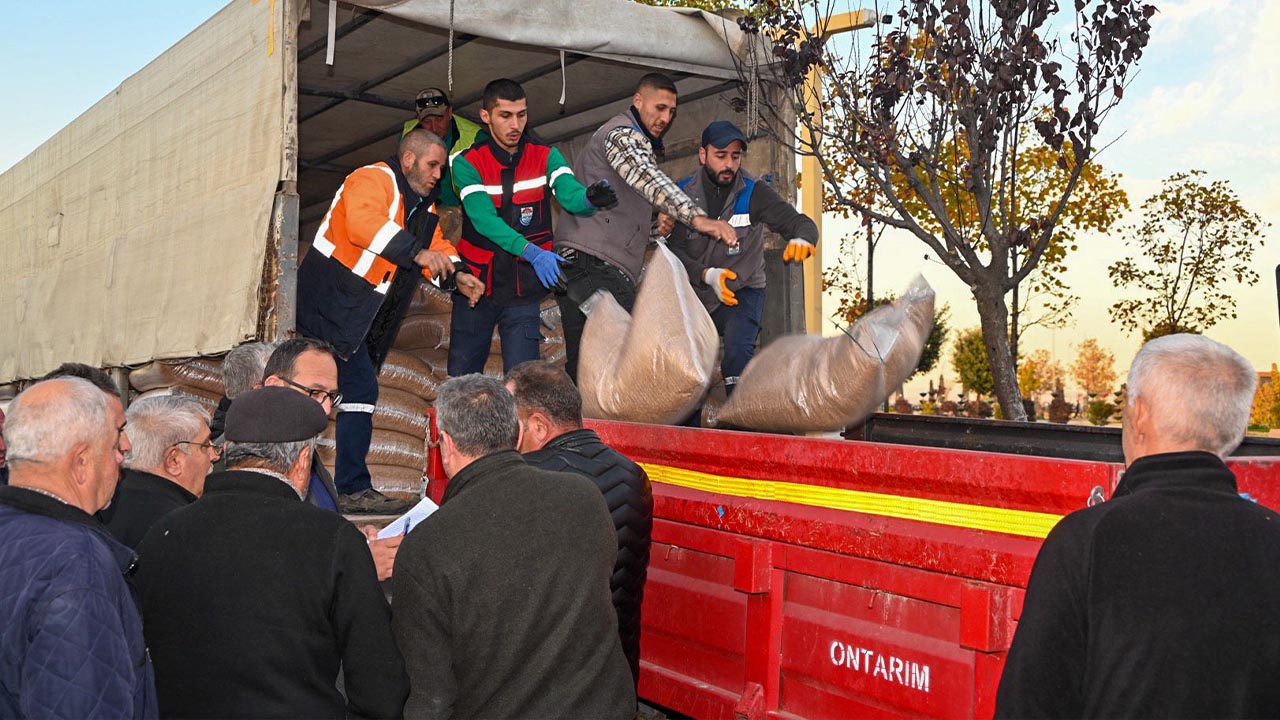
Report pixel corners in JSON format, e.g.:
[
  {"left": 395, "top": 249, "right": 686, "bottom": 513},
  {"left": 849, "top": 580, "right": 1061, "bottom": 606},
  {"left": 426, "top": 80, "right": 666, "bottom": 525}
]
[{"left": 458, "top": 139, "right": 554, "bottom": 304}]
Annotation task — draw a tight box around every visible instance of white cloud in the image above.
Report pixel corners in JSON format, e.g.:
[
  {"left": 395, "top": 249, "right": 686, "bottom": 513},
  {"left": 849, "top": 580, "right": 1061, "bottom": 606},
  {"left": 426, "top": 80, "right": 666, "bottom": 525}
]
[{"left": 1153, "top": 0, "right": 1237, "bottom": 42}]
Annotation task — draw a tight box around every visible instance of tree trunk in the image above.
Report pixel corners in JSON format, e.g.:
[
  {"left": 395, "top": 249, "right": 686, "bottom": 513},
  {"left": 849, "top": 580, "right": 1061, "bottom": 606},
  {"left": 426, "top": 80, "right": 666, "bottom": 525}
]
[{"left": 974, "top": 284, "right": 1028, "bottom": 422}]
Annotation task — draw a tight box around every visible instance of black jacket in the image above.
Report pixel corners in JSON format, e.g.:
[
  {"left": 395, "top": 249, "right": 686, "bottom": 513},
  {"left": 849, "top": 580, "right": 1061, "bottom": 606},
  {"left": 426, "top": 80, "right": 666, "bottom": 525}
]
[
  {"left": 134, "top": 470, "right": 407, "bottom": 718},
  {"left": 525, "top": 429, "right": 653, "bottom": 687},
  {"left": 995, "top": 451, "right": 1280, "bottom": 718},
  {"left": 97, "top": 468, "right": 197, "bottom": 549},
  {"left": 392, "top": 451, "right": 635, "bottom": 719}
]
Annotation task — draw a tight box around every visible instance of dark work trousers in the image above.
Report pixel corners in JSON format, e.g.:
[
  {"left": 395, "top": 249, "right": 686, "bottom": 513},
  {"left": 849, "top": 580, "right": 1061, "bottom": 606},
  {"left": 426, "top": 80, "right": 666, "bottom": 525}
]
[
  {"left": 335, "top": 339, "right": 378, "bottom": 496},
  {"left": 558, "top": 252, "right": 638, "bottom": 382},
  {"left": 448, "top": 296, "right": 544, "bottom": 376},
  {"left": 710, "top": 286, "right": 766, "bottom": 396},
  {"left": 679, "top": 286, "right": 766, "bottom": 427}
]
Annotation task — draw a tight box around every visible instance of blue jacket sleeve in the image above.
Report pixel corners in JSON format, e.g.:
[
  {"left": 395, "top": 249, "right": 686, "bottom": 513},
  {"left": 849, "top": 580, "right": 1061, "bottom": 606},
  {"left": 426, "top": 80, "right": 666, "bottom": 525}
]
[{"left": 23, "top": 588, "right": 146, "bottom": 718}]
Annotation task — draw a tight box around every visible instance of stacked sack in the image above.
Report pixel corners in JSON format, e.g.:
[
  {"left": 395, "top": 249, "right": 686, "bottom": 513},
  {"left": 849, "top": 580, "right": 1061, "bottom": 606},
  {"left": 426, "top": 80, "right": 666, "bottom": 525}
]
[
  {"left": 130, "top": 358, "right": 227, "bottom": 416},
  {"left": 122, "top": 277, "right": 571, "bottom": 498},
  {"left": 392, "top": 281, "right": 567, "bottom": 378},
  {"left": 315, "top": 348, "right": 441, "bottom": 498},
  {"left": 337, "top": 280, "right": 567, "bottom": 495}
]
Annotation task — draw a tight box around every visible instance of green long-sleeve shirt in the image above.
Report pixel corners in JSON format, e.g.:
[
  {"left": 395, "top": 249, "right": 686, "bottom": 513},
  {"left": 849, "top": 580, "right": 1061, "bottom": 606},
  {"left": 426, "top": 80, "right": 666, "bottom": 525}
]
[{"left": 452, "top": 145, "right": 595, "bottom": 256}]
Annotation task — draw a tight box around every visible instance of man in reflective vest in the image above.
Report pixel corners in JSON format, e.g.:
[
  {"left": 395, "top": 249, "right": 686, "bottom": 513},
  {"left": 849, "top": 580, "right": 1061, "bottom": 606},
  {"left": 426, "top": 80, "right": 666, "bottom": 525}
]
[
  {"left": 297, "top": 129, "right": 484, "bottom": 514},
  {"left": 666, "top": 121, "right": 819, "bottom": 399},
  {"left": 403, "top": 87, "right": 484, "bottom": 208},
  {"left": 449, "top": 78, "right": 618, "bottom": 376}
]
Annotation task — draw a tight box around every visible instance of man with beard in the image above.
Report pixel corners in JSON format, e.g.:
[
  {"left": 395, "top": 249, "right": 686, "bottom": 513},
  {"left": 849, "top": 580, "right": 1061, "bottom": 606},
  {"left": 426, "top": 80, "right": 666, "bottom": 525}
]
[
  {"left": 296, "top": 128, "right": 484, "bottom": 514},
  {"left": 665, "top": 120, "right": 818, "bottom": 399},
  {"left": 555, "top": 73, "right": 740, "bottom": 381}
]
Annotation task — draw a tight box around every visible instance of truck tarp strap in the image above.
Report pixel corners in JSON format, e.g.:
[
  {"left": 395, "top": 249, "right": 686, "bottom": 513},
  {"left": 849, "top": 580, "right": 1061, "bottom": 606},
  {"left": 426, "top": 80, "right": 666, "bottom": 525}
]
[
  {"left": 638, "top": 461, "right": 1063, "bottom": 539},
  {"left": 326, "top": 1, "right": 338, "bottom": 65}
]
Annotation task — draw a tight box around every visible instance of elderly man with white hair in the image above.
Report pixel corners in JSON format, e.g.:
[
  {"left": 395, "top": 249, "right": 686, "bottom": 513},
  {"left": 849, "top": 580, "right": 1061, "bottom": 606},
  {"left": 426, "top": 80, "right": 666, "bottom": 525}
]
[
  {"left": 0, "top": 377, "right": 155, "bottom": 717},
  {"left": 99, "top": 395, "right": 217, "bottom": 548},
  {"left": 996, "top": 334, "right": 1280, "bottom": 718}
]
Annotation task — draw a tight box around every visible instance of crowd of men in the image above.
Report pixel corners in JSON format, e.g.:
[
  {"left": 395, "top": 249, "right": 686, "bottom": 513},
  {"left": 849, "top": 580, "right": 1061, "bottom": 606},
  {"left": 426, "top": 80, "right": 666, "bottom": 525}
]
[
  {"left": 0, "top": 352, "right": 649, "bottom": 718},
  {"left": 2, "top": 67, "right": 1278, "bottom": 719}
]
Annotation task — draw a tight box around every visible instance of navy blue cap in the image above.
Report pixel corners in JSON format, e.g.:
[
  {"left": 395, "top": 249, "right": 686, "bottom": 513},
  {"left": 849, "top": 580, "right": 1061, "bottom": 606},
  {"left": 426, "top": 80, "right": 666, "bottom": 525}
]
[{"left": 701, "top": 121, "right": 748, "bottom": 150}]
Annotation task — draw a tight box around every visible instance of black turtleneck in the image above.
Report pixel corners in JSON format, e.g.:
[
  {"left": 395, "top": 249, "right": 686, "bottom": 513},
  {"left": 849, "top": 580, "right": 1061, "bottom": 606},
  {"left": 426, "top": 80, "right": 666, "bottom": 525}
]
[{"left": 628, "top": 106, "right": 665, "bottom": 160}]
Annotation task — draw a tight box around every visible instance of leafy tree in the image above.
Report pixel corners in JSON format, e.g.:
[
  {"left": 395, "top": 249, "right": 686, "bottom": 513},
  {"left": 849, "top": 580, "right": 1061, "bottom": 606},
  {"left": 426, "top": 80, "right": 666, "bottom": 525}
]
[
  {"left": 1250, "top": 364, "right": 1280, "bottom": 429},
  {"left": 915, "top": 303, "right": 950, "bottom": 381},
  {"left": 737, "top": 0, "right": 1154, "bottom": 420},
  {"left": 1069, "top": 338, "right": 1118, "bottom": 397},
  {"left": 1018, "top": 348, "right": 1064, "bottom": 403},
  {"left": 823, "top": 230, "right": 868, "bottom": 323},
  {"left": 890, "top": 133, "right": 1128, "bottom": 361},
  {"left": 952, "top": 327, "right": 994, "bottom": 397},
  {"left": 1108, "top": 171, "right": 1269, "bottom": 337},
  {"left": 1085, "top": 396, "right": 1118, "bottom": 426}
]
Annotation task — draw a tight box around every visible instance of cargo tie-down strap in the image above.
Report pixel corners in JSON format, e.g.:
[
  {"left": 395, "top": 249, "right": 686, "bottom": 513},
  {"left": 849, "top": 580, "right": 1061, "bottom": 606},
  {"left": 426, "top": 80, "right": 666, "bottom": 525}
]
[{"left": 639, "top": 462, "right": 1063, "bottom": 539}]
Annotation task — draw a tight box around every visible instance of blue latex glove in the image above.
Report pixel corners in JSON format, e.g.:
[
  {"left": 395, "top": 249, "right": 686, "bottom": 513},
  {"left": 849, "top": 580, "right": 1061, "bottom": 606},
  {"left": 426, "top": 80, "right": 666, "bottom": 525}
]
[{"left": 520, "top": 243, "right": 566, "bottom": 288}]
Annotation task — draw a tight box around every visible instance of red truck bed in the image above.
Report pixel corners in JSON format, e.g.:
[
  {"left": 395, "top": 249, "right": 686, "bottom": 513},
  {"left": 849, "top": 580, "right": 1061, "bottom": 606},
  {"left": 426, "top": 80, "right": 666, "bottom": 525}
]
[{"left": 585, "top": 420, "right": 1280, "bottom": 719}]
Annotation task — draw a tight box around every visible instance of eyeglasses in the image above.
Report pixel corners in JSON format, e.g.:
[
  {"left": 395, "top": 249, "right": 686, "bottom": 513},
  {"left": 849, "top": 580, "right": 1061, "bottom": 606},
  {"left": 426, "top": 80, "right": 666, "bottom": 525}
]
[
  {"left": 173, "top": 440, "right": 222, "bottom": 458},
  {"left": 281, "top": 377, "right": 343, "bottom": 407},
  {"left": 415, "top": 96, "right": 448, "bottom": 108}
]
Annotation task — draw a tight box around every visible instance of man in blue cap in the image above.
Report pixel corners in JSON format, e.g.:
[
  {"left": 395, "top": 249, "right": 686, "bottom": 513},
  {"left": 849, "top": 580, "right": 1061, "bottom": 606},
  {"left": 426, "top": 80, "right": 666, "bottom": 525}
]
[{"left": 665, "top": 120, "right": 820, "bottom": 398}]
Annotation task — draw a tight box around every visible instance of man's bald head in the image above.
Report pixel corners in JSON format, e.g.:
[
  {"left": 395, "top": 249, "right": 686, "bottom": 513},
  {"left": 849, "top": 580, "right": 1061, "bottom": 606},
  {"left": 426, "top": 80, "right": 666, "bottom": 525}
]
[
  {"left": 4, "top": 378, "right": 112, "bottom": 467},
  {"left": 399, "top": 128, "right": 447, "bottom": 161}
]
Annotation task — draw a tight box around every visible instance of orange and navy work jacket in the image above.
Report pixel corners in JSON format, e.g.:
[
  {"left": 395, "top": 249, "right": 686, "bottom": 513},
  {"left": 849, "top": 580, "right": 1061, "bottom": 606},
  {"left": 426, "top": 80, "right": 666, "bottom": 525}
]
[
  {"left": 313, "top": 161, "right": 456, "bottom": 291},
  {"left": 297, "top": 159, "right": 457, "bottom": 359}
]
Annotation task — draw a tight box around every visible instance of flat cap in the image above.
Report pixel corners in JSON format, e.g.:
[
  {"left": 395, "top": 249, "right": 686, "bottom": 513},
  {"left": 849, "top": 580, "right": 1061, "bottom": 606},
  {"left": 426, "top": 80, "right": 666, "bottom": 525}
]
[{"left": 224, "top": 386, "right": 328, "bottom": 443}]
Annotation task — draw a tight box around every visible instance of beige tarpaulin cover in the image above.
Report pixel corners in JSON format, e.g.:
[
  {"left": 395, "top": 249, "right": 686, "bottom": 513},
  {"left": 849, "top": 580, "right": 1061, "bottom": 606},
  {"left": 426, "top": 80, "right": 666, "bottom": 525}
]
[
  {"left": 0, "top": 0, "right": 284, "bottom": 381},
  {"left": 359, "top": 0, "right": 753, "bottom": 78},
  {"left": 714, "top": 276, "right": 936, "bottom": 432},
  {"left": 579, "top": 243, "right": 719, "bottom": 425}
]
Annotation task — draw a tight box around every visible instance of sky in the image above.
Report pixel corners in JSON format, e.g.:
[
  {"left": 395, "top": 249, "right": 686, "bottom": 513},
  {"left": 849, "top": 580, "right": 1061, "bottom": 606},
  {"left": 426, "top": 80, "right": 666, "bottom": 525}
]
[
  {"left": 0, "top": 2, "right": 229, "bottom": 171},
  {"left": 1, "top": 0, "right": 1276, "bottom": 400}
]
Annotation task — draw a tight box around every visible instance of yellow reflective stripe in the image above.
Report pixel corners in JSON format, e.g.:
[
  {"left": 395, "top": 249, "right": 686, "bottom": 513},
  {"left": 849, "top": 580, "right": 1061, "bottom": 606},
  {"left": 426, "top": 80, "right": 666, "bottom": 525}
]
[{"left": 639, "top": 462, "right": 1062, "bottom": 539}]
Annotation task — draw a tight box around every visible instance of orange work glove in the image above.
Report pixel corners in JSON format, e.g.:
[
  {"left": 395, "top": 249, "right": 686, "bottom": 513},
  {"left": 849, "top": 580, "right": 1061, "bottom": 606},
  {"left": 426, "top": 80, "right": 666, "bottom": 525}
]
[
  {"left": 782, "top": 238, "right": 815, "bottom": 263},
  {"left": 703, "top": 267, "right": 738, "bottom": 307}
]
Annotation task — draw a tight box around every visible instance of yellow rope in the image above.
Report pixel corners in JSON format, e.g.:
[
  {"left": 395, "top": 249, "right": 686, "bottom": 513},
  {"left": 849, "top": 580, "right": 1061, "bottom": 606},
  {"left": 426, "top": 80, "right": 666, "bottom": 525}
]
[{"left": 641, "top": 462, "right": 1062, "bottom": 539}]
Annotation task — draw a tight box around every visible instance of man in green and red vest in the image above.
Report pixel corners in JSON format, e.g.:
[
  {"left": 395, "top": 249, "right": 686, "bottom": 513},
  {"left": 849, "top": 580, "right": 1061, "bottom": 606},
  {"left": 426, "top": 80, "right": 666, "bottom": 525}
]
[
  {"left": 403, "top": 87, "right": 485, "bottom": 208},
  {"left": 448, "top": 78, "right": 618, "bottom": 376}
]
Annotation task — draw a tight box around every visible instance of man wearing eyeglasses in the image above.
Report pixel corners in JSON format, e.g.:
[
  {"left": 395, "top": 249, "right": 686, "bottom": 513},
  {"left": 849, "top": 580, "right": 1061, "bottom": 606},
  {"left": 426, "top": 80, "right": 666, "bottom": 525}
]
[
  {"left": 98, "top": 395, "right": 215, "bottom": 549},
  {"left": 403, "top": 87, "right": 485, "bottom": 208},
  {"left": 261, "top": 339, "right": 359, "bottom": 509},
  {"left": 263, "top": 340, "right": 405, "bottom": 581}
]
